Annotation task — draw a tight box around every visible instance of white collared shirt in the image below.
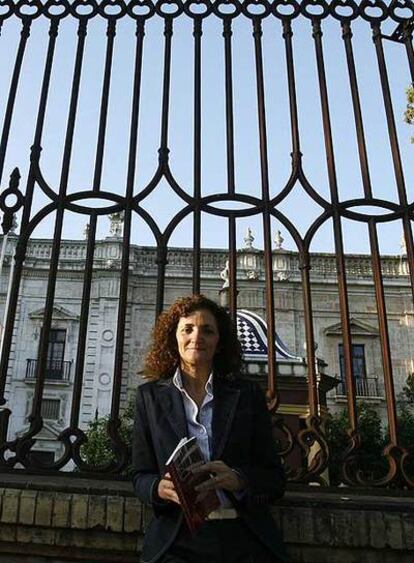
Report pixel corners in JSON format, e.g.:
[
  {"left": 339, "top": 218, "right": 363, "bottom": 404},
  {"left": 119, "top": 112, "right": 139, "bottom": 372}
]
[{"left": 172, "top": 368, "right": 213, "bottom": 463}]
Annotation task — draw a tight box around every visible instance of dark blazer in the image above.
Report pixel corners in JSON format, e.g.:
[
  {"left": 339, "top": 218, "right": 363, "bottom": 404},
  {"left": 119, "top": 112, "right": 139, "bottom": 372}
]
[{"left": 132, "top": 376, "right": 288, "bottom": 563}]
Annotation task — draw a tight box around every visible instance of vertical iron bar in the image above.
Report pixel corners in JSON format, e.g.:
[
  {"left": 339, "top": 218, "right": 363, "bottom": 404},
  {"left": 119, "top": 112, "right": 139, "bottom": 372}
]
[
  {"left": 159, "top": 17, "right": 173, "bottom": 162},
  {"left": 0, "top": 19, "right": 60, "bottom": 402},
  {"left": 371, "top": 22, "right": 406, "bottom": 442},
  {"left": 252, "top": 17, "right": 277, "bottom": 402},
  {"left": 155, "top": 246, "right": 168, "bottom": 318},
  {"left": 402, "top": 22, "right": 414, "bottom": 81},
  {"left": 372, "top": 23, "right": 414, "bottom": 302},
  {"left": 228, "top": 218, "right": 237, "bottom": 321},
  {"left": 92, "top": 19, "right": 116, "bottom": 192},
  {"left": 369, "top": 219, "right": 398, "bottom": 445},
  {"left": 70, "top": 214, "right": 96, "bottom": 428},
  {"left": 300, "top": 254, "right": 318, "bottom": 416},
  {"left": 111, "top": 18, "right": 145, "bottom": 418},
  {"left": 342, "top": 22, "right": 372, "bottom": 199},
  {"left": 58, "top": 20, "right": 88, "bottom": 196},
  {"left": 155, "top": 17, "right": 174, "bottom": 317},
  {"left": 342, "top": 21, "right": 397, "bottom": 445},
  {"left": 0, "top": 233, "right": 16, "bottom": 362},
  {"left": 283, "top": 19, "right": 317, "bottom": 414},
  {"left": 312, "top": 19, "right": 356, "bottom": 427},
  {"left": 223, "top": 17, "right": 237, "bottom": 320},
  {"left": 372, "top": 23, "right": 408, "bottom": 207},
  {"left": 224, "top": 18, "right": 235, "bottom": 197},
  {"left": 401, "top": 23, "right": 414, "bottom": 303},
  {"left": 192, "top": 18, "right": 202, "bottom": 294},
  {"left": 0, "top": 18, "right": 31, "bottom": 185},
  {"left": 282, "top": 20, "right": 300, "bottom": 162},
  {"left": 71, "top": 19, "right": 117, "bottom": 428},
  {"left": 31, "top": 18, "right": 88, "bottom": 420},
  {"left": 0, "top": 228, "right": 10, "bottom": 341}
]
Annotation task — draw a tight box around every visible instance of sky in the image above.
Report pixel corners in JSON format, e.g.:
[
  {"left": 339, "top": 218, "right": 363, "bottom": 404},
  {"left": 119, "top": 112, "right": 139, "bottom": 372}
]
[{"left": 0, "top": 4, "right": 413, "bottom": 255}]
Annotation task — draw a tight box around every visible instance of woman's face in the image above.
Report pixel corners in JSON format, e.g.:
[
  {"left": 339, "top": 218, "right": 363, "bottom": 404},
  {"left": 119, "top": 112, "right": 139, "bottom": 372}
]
[{"left": 175, "top": 308, "right": 220, "bottom": 372}]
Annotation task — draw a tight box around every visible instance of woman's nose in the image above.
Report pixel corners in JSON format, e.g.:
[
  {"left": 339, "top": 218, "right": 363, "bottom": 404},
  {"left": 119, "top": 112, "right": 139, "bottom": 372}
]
[{"left": 192, "top": 328, "right": 203, "bottom": 341}]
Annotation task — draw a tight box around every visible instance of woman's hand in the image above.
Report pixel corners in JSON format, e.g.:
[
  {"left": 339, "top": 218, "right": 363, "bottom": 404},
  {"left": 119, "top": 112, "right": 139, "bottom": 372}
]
[
  {"left": 157, "top": 472, "right": 181, "bottom": 505},
  {"left": 193, "top": 460, "right": 247, "bottom": 493}
]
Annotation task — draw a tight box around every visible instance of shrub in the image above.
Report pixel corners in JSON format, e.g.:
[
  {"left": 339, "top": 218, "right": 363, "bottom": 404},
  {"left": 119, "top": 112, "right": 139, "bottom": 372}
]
[{"left": 80, "top": 399, "right": 133, "bottom": 469}]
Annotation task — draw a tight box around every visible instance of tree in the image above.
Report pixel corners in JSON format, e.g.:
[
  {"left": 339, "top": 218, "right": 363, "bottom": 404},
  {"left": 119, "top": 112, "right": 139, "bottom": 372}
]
[{"left": 80, "top": 399, "right": 133, "bottom": 470}]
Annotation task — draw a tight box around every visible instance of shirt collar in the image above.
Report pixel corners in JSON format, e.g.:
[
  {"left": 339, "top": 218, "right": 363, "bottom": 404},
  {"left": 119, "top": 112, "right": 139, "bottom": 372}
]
[{"left": 172, "top": 367, "right": 214, "bottom": 397}]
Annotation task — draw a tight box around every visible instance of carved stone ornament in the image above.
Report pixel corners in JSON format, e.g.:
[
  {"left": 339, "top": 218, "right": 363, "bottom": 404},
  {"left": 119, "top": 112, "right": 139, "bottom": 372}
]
[
  {"left": 246, "top": 270, "right": 259, "bottom": 280},
  {"left": 244, "top": 227, "right": 254, "bottom": 250},
  {"left": 274, "top": 229, "right": 284, "bottom": 250},
  {"left": 220, "top": 260, "right": 229, "bottom": 289},
  {"left": 108, "top": 212, "right": 124, "bottom": 238},
  {"left": 400, "top": 234, "right": 407, "bottom": 256},
  {"left": 275, "top": 271, "right": 289, "bottom": 281}
]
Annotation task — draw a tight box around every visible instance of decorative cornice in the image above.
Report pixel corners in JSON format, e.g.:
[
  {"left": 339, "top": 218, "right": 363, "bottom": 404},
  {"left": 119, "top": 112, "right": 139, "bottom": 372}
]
[{"left": 0, "top": 237, "right": 410, "bottom": 282}]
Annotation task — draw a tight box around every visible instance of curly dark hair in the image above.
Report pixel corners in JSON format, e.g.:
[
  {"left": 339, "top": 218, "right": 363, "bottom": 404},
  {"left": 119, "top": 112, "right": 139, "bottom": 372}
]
[{"left": 143, "top": 294, "right": 242, "bottom": 380}]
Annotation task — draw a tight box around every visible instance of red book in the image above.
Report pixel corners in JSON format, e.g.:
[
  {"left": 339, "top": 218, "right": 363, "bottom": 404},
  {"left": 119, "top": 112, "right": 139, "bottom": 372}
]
[{"left": 165, "top": 437, "right": 220, "bottom": 535}]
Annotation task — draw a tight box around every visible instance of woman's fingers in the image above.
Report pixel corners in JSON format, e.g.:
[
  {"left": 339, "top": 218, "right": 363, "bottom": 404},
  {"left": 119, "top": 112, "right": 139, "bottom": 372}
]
[
  {"left": 192, "top": 460, "right": 246, "bottom": 492},
  {"left": 158, "top": 477, "right": 181, "bottom": 505},
  {"left": 192, "top": 460, "right": 226, "bottom": 475},
  {"left": 195, "top": 473, "right": 221, "bottom": 493}
]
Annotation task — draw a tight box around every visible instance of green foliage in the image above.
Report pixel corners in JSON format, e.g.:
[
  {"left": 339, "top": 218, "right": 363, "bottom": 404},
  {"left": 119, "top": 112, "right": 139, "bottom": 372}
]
[
  {"left": 326, "top": 395, "right": 414, "bottom": 486},
  {"left": 80, "top": 417, "right": 116, "bottom": 466},
  {"left": 386, "top": 403, "right": 414, "bottom": 480},
  {"left": 395, "top": 375, "right": 414, "bottom": 478},
  {"left": 402, "top": 373, "right": 414, "bottom": 405},
  {"left": 395, "top": 403, "right": 414, "bottom": 450},
  {"left": 80, "top": 402, "right": 133, "bottom": 468},
  {"left": 326, "top": 402, "right": 387, "bottom": 485},
  {"left": 404, "top": 85, "right": 414, "bottom": 142}
]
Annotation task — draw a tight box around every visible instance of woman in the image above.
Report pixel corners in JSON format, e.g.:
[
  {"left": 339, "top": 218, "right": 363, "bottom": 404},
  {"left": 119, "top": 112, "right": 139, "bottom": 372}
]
[{"left": 132, "top": 295, "right": 288, "bottom": 563}]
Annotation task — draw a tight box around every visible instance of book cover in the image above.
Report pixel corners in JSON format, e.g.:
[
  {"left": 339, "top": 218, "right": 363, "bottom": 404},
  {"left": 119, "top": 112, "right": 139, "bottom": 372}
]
[{"left": 165, "top": 436, "right": 220, "bottom": 534}]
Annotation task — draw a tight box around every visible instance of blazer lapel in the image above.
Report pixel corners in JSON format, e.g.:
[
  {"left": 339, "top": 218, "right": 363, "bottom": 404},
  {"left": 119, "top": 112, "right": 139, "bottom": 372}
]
[
  {"left": 212, "top": 380, "right": 240, "bottom": 459},
  {"left": 157, "top": 380, "right": 188, "bottom": 441}
]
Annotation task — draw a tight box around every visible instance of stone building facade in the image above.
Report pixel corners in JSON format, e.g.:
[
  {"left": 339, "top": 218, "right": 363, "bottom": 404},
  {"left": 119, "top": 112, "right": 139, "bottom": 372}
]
[{"left": 0, "top": 224, "right": 412, "bottom": 462}]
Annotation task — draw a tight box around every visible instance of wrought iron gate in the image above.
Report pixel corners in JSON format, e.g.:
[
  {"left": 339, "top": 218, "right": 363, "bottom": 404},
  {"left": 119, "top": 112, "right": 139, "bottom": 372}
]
[{"left": 0, "top": 0, "right": 413, "bottom": 488}]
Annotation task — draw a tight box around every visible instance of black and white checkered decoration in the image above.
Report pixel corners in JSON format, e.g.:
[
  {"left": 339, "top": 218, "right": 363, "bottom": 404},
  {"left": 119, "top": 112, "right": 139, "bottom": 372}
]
[
  {"left": 237, "top": 315, "right": 267, "bottom": 356},
  {"left": 237, "top": 310, "right": 302, "bottom": 361}
]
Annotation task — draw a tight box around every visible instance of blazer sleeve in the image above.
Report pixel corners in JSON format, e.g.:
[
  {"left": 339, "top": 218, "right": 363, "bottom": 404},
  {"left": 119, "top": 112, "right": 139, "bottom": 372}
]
[
  {"left": 131, "top": 384, "right": 160, "bottom": 505},
  {"left": 234, "top": 382, "right": 286, "bottom": 505}
]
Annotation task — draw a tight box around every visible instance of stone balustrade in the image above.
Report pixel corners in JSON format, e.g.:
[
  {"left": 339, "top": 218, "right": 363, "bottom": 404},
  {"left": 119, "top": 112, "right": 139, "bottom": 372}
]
[{"left": 0, "top": 236, "right": 409, "bottom": 281}]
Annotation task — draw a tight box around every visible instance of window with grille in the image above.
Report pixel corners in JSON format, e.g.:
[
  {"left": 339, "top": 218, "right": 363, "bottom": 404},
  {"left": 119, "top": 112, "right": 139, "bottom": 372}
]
[
  {"left": 46, "top": 329, "right": 66, "bottom": 379},
  {"left": 41, "top": 398, "right": 60, "bottom": 420},
  {"left": 338, "top": 344, "right": 367, "bottom": 380}
]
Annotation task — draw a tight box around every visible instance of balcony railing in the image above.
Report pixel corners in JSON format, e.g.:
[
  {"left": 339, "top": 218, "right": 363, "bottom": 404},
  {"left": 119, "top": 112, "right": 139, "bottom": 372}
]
[
  {"left": 25, "top": 359, "right": 72, "bottom": 382},
  {"left": 336, "top": 377, "right": 381, "bottom": 398}
]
